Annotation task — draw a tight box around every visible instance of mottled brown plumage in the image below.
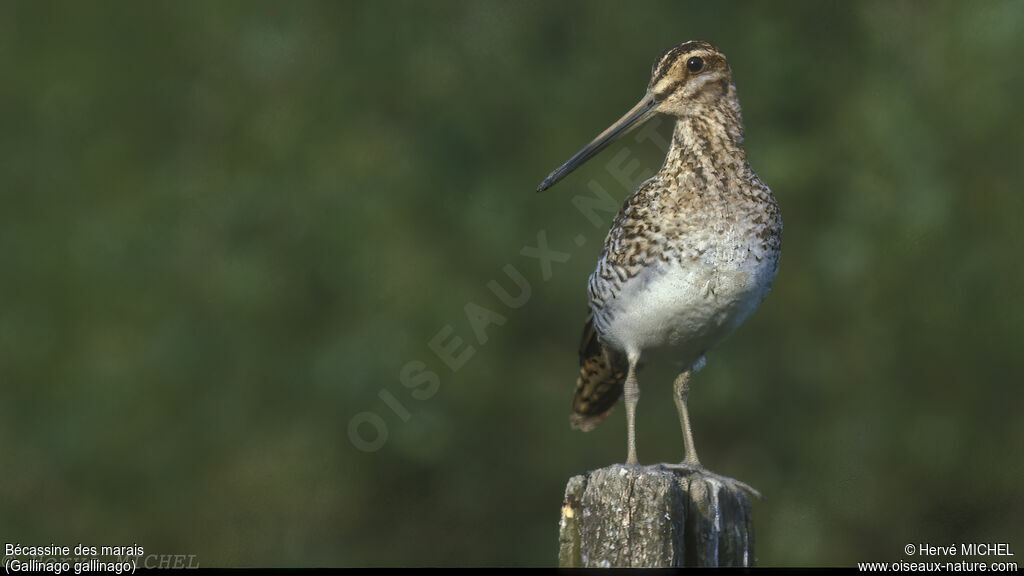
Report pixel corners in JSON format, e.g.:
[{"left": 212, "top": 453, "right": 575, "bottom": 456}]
[
  {"left": 540, "top": 41, "right": 781, "bottom": 467},
  {"left": 571, "top": 314, "right": 627, "bottom": 431}
]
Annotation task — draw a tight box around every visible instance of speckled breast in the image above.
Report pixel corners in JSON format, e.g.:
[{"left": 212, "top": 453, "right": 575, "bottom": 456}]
[{"left": 588, "top": 232, "right": 779, "bottom": 365}]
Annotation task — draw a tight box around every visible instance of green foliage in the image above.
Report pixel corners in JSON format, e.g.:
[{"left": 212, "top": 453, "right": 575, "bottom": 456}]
[{"left": 1, "top": 0, "right": 1022, "bottom": 567}]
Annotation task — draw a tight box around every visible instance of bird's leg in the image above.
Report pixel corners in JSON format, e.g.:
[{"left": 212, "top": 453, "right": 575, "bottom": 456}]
[
  {"left": 673, "top": 369, "right": 701, "bottom": 467},
  {"left": 624, "top": 353, "right": 640, "bottom": 465},
  {"left": 664, "top": 369, "right": 763, "bottom": 499}
]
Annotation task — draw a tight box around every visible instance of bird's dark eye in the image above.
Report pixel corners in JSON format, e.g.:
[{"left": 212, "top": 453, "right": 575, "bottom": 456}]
[{"left": 686, "top": 56, "right": 704, "bottom": 73}]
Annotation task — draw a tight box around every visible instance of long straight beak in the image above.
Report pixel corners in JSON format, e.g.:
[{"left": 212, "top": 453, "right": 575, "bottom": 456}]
[{"left": 537, "top": 92, "right": 659, "bottom": 192}]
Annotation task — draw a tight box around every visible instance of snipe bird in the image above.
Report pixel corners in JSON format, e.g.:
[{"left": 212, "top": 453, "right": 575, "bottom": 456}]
[{"left": 538, "top": 41, "right": 782, "bottom": 472}]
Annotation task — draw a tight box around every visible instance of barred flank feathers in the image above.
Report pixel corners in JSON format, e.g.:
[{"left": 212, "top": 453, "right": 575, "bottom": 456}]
[{"left": 571, "top": 314, "right": 628, "bottom": 431}]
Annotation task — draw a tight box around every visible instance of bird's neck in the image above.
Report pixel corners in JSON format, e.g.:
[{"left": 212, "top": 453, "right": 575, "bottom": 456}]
[{"left": 662, "top": 88, "right": 747, "bottom": 178}]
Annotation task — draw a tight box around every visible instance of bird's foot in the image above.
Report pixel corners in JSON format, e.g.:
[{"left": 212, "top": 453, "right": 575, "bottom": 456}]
[{"left": 660, "top": 461, "right": 763, "bottom": 500}]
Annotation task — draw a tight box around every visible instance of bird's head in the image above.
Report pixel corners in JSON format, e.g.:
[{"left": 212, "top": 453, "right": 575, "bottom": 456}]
[
  {"left": 647, "top": 41, "right": 733, "bottom": 116},
  {"left": 537, "top": 41, "right": 735, "bottom": 192}
]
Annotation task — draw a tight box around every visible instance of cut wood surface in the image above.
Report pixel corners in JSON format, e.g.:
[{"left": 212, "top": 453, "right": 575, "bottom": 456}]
[{"left": 558, "top": 464, "right": 756, "bottom": 567}]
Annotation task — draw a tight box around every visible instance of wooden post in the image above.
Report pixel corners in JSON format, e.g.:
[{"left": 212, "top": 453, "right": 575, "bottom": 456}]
[{"left": 558, "top": 464, "right": 756, "bottom": 567}]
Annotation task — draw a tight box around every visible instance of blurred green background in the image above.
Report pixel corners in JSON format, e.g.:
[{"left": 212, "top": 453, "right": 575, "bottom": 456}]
[{"left": 2, "top": 0, "right": 1022, "bottom": 567}]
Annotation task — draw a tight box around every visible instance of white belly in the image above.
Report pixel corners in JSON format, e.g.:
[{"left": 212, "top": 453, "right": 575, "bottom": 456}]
[{"left": 592, "top": 254, "right": 776, "bottom": 365}]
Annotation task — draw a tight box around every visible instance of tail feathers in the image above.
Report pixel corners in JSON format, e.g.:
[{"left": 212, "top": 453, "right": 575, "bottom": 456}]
[{"left": 571, "top": 314, "right": 628, "bottom": 431}]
